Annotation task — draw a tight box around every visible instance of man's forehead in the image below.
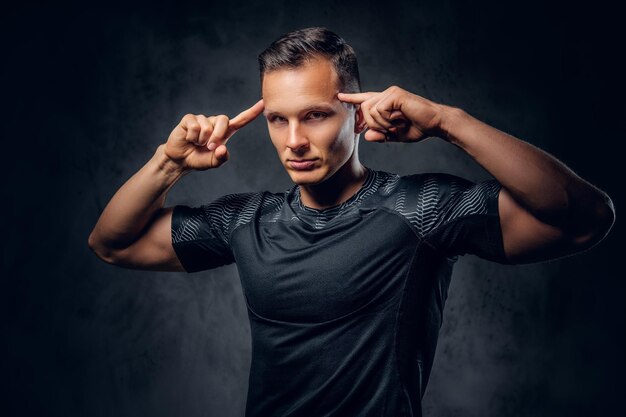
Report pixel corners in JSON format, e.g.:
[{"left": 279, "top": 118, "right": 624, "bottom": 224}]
[
  {"left": 262, "top": 59, "right": 339, "bottom": 92},
  {"left": 261, "top": 59, "right": 342, "bottom": 114}
]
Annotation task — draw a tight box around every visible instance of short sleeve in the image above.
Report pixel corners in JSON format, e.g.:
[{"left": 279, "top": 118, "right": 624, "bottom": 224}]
[
  {"left": 171, "top": 198, "right": 236, "bottom": 273},
  {"left": 171, "top": 191, "right": 285, "bottom": 273},
  {"left": 403, "top": 173, "right": 510, "bottom": 264}
]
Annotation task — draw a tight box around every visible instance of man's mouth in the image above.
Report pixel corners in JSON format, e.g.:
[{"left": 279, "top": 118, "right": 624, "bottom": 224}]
[{"left": 288, "top": 158, "right": 318, "bottom": 170}]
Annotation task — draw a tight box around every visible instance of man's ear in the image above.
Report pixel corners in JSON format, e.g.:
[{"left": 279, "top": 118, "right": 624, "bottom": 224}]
[{"left": 354, "top": 105, "right": 367, "bottom": 134}]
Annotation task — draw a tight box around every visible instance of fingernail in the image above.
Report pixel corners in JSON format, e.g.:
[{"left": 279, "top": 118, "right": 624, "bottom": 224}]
[{"left": 208, "top": 142, "right": 217, "bottom": 151}]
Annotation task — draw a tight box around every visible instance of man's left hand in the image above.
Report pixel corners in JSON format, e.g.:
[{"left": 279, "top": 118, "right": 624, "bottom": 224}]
[{"left": 338, "top": 86, "right": 445, "bottom": 143}]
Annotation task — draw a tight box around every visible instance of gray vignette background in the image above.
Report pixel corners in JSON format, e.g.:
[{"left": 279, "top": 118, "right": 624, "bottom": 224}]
[{"left": 3, "top": 1, "right": 624, "bottom": 416}]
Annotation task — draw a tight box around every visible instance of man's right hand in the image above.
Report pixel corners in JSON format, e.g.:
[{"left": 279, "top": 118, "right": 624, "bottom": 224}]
[{"left": 164, "top": 99, "right": 265, "bottom": 171}]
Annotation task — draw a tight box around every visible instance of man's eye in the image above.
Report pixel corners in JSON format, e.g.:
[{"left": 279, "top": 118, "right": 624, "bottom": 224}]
[
  {"left": 270, "top": 116, "right": 287, "bottom": 123},
  {"left": 308, "top": 112, "right": 327, "bottom": 120}
]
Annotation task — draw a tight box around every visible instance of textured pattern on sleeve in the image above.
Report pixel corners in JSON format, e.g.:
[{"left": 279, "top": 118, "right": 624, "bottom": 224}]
[
  {"left": 171, "top": 191, "right": 284, "bottom": 272},
  {"left": 398, "top": 173, "right": 510, "bottom": 263}
]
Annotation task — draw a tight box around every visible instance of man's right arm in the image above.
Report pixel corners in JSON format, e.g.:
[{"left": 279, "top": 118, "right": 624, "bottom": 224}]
[
  {"left": 87, "top": 101, "right": 265, "bottom": 271},
  {"left": 87, "top": 144, "right": 188, "bottom": 271}
]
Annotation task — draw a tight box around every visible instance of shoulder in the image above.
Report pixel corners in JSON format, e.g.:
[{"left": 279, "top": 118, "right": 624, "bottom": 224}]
[
  {"left": 399, "top": 172, "right": 500, "bottom": 203},
  {"left": 197, "top": 189, "right": 289, "bottom": 225},
  {"left": 173, "top": 189, "right": 288, "bottom": 240},
  {"left": 375, "top": 171, "right": 477, "bottom": 206},
  {"left": 363, "top": 169, "right": 481, "bottom": 207},
  {"left": 369, "top": 169, "right": 500, "bottom": 199},
  {"left": 374, "top": 171, "right": 501, "bottom": 235},
  {"left": 203, "top": 190, "right": 285, "bottom": 214}
]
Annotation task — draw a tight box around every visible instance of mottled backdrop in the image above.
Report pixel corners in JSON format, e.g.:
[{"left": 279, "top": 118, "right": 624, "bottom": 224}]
[{"left": 3, "top": 1, "right": 623, "bottom": 416}]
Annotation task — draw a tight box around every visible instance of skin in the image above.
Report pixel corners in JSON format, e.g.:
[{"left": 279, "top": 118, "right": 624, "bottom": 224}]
[
  {"left": 88, "top": 57, "right": 614, "bottom": 270},
  {"left": 339, "top": 86, "right": 615, "bottom": 263},
  {"left": 86, "top": 101, "right": 265, "bottom": 270},
  {"left": 261, "top": 56, "right": 368, "bottom": 209}
]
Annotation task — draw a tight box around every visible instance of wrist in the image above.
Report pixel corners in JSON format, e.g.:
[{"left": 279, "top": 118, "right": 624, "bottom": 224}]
[
  {"left": 152, "top": 144, "right": 189, "bottom": 180},
  {"left": 437, "top": 105, "right": 472, "bottom": 146}
]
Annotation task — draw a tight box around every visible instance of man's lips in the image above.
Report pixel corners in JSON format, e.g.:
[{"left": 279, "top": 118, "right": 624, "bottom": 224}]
[{"left": 288, "top": 158, "right": 318, "bottom": 170}]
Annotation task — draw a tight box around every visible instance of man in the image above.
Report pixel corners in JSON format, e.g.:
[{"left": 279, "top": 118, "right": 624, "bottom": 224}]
[{"left": 88, "top": 27, "right": 614, "bottom": 416}]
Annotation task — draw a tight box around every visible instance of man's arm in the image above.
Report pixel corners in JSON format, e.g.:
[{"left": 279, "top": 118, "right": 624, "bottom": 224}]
[
  {"left": 338, "top": 87, "right": 615, "bottom": 264},
  {"left": 441, "top": 107, "right": 615, "bottom": 262},
  {"left": 87, "top": 145, "right": 188, "bottom": 271},
  {"left": 87, "top": 100, "right": 265, "bottom": 271},
  {"left": 439, "top": 107, "right": 615, "bottom": 264}
]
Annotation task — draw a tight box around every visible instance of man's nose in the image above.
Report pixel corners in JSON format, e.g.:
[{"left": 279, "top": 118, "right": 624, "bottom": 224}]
[{"left": 286, "top": 123, "right": 309, "bottom": 152}]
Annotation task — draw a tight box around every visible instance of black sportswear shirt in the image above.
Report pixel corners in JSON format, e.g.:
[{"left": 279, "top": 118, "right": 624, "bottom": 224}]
[{"left": 171, "top": 167, "right": 509, "bottom": 417}]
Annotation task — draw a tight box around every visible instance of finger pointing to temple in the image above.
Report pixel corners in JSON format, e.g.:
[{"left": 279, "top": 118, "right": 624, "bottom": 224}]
[
  {"left": 337, "top": 92, "right": 378, "bottom": 104},
  {"left": 229, "top": 99, "right": 265, "bottom": 130}
]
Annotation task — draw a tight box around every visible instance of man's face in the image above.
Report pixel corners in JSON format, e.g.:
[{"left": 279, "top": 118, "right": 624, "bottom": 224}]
[{"left": 262, "top": 57, "right": 361, "bottom": 185}]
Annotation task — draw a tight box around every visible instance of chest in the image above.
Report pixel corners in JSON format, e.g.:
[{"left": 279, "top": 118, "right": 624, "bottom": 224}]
[{"left": 232, "top": 210, "right": 420, "bottom": 323}]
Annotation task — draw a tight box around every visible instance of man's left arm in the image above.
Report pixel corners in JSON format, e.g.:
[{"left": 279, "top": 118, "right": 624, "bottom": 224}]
[
  {"left": 339, "top": 87, "right": 615, "bottom": 264},
  {"left": 440, "top": 105, "right": 614, "bottom": 264}
]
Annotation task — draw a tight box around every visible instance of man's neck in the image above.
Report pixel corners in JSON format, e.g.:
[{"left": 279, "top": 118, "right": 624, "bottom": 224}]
[{"left": 298, "top": 158, "right": 368, "bottom": 210}]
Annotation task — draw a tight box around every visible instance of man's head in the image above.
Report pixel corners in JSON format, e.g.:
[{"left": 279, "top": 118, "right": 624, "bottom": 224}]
[
  {"left": 258, "top": 27, "right": 366, "bottom": 186},
  {"left": 258, "top": 27, "right": 361, "bottom": 95}
]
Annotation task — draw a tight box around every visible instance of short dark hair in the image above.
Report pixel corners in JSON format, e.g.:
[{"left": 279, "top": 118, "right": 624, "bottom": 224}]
[{"left": 258, "top": 27, "right": 361, "bottom": 94}]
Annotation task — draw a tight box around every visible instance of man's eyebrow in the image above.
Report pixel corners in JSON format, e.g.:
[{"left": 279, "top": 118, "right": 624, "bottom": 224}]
[{"left": 263, "top": 103, "right": 336, "bottom": 117}]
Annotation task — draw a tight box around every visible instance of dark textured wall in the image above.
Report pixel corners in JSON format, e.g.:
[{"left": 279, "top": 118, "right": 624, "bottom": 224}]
[{"left": 3, "top": 1, "right": 623, "bottom": 416}]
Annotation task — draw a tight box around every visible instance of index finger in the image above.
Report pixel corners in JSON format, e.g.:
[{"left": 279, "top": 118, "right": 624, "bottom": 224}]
[
  {"left": 337, "top": 92, "right": 378, "bottom": 104},
  {"left": 229, "top": 99, "right": 265, "bottom": 130}
]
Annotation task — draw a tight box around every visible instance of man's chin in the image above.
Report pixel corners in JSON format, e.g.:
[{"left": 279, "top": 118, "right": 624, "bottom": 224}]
[{"left": 287, "top": 168, "right": 326, "bottom": 186}]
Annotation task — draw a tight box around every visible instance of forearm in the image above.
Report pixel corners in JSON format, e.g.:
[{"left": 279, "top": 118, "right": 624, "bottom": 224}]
[
  {"left": 88, "top": 144, "right": 188, "bottom": 251},
  {"left": 439, "top": 106, "right": 614, "bottom": 232}
]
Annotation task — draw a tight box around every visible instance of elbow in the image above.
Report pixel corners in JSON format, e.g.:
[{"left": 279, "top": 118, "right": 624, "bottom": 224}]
[
  {"left": 572, "top": 193, "right": 616, "bottom": 250},
  {"left": 594, "top": 193, "right": 616, "bottom": 243},
  {"left": 87, "top": 232, "right": 119, "bottom": 265}
]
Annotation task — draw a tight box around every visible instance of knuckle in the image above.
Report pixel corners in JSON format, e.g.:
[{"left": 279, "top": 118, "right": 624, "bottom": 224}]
[
  {"left": 201, "top": 125, "right": 213, "bottom": 138},
  {"left": 187, "top": 121, "right": 200, "bottom": 134},
  {"left": 212, "top": 115, "right": 227, "bottom": 128}
]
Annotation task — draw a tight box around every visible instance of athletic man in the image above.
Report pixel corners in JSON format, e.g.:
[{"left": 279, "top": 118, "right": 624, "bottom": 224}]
[{"left": 88, "top": 27, "right": 615, "bottom": 416}]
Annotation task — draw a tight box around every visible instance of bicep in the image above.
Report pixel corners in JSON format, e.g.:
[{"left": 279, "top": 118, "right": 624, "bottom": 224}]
[
  {"left": 498, "top": 187, "right": 578, "bottom": 264},
  {"left": 110, "top": 207, "right": 185, "bottom": 272}
]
